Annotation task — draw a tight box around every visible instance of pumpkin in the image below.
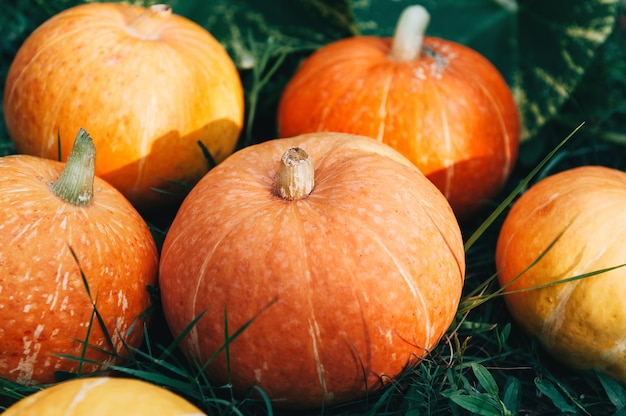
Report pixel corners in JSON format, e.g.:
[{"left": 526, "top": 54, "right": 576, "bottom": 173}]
[
  {"left": 158, "top": 132, "right": 465, "bottom": 409},
  {"left": 277, "top": 5, "right": 520, "bottom": 220},
  {"left": 495, "top": 165, "right": 626, "bottom": 385},
  {"left": 2, "top": 377, "right": 206, "bottom": 415},
  {"left": 3, "top": 3, "right": 244, "bottom": 212},
  {"left": 0, "top": 129, "right": 158, "bottom": 385}
]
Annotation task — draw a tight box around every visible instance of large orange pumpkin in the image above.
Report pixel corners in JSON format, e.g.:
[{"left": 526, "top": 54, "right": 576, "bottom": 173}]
[
  {"left": 277, "top": 6, "right": 520, "bottom": 220},
  {"left": 159, "top": 132, "right": 465, "bottom": 409},
  {"left": 0, "top": 129, "right": 158, "bottom": 385},
  {"left": 496, "top": 165, "right": 626, "bottom": 385},
  {"left": 3, "top": 3, "right": 244, "bottom": 211},
  {"left": 3, "top": 377, "right": 206, "bottom": 415}
]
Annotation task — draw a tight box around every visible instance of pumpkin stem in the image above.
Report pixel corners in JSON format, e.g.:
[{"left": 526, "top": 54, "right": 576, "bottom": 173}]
[
  {"left": 390, "top": 5, "right": 431, "bottom": 62},
  {"left": 126, "top": 4, "right": 172, "bottom": 40},
  {"left": 276, "top": 147, "right": 314, "bottom": 200},
  {"left": 50, "top": 128, "right": 95, "bottom": 207}
]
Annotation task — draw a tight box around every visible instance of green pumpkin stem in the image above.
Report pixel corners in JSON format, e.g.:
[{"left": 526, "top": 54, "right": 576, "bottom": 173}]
[
  {"left": 50, "top": 128, "right": 96, "bottom": 207},
  {"left": 126, "top": 4, "right": 172, "bottom": 40},
  {"left": 276, "top": 147, "right": 314, "bottom": 200},
  {"left": 390, "top": 5, "right": 431, "bottom": 62}
]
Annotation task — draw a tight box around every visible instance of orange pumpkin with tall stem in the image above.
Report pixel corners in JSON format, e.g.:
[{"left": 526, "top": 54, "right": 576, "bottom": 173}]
[
  {"left": 278, "top": 5, "right": 520, "bottom": 220},
  {"left": 0, "top": 129, "right": 158, "bottom": 385},
  {"left": 159, "top": 132, "right": 465, "bottom": 409}
]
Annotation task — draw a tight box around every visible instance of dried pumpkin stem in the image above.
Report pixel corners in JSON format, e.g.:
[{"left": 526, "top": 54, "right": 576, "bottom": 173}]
[
  {"left": 390, "top": 5, "right": 431, "bottom": 62},
  {"left": 126, "top": 4, "right": 172, "bottom": 40},
  {"left": 276, "top": 147, "right": 314, "bottom": 200},
  {"left": 50, "top": 128, "right": 95, "bottom": 207}
]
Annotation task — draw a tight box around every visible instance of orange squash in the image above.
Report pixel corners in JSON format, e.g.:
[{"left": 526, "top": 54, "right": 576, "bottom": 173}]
[
  {"left": 3, "top": 377, "right": 206, "bottom": 415},
  {"left": 0, "top": 129, "right": 158, "bottom": 385},
  {"left": 277, "top": 6, "right": 520, "bottom": 220},
  {"left": 3, "top": 3, "right": 244, "bottom": 212},
  {"left": 496, "top": 165, "right": 626, "bottom": 385},
  {"left": 158, "top": 132, "right": 465, "bottom": 409}
]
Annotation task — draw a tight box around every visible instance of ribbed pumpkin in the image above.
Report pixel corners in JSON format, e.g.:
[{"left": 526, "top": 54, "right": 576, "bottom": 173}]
[
  {"left": 3, "top": 2, "right": 243, "bottom": 211},
  {"left": 0, "top": 130, "right": 158, "bottom": 385},
  {"left": 496, "top": 165, "right": 626, "bottom": 385},
  {"left": 277, "top": 6, "right": 520, "bottom": 220},
  {"left": 3, "top": 377, "right": 206, "bottom": 415},
  {"left": 159, "top": 132, "right": 465, "bottom": 409}
]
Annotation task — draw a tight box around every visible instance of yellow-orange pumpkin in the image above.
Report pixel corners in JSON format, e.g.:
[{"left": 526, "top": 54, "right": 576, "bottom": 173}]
[
  {"left": 0, "top": 130, "right": 158, "bottom": 385},
  {"left": 3, "top": 3, "right": 244, "bottom": 211},
  {"left": 3, "top": 377, "right": 206, "bottom": 415},
  {"left": 496, "top": 165, "right": 626, "bottom": 385},
  {"left": 159, "top": 132, "right": 465, "bottom": 408},
  {"left": 277, "top": 6, "right": 520, "bottom": 220}
]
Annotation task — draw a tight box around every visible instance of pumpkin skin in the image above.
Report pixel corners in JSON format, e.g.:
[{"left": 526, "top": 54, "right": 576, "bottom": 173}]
[
  {"left": 2, "top": 377, "right": 206, "bottom": 415},
  {"left": 277, "top": 7, "right": 520, "bottom": 220},
  {"left": 0, "top": 136, "right": 158, "bottom": 385},
  {"left": 3, "top": 2, "right": 244, "bottom": 211},
  {"left": 495, "top": 165, "right": 626, "bottom": 385},
  {"left": 159, "top": 132, "right": 466, "bottom": 409}
]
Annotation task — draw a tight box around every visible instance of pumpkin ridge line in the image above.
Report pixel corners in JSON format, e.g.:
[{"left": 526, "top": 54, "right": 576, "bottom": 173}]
[
  {"left": 432, "top": 81, "right": 454, "bottom": 199},
  {"left": 474, "top": 78, "right": 515, "bottom": 181},
  {"left": 290, "top": 199, "right": 330, "bottom": 400},
  {"left": 375, "top": 70, "right": 394, "bottom": 142},
  {"left": 343, "top": 210, "right": 433, "bottom": 348},
  {"left": 3, "top": 22, "right": 86, "bottom": 116},
  {"left": 542, "top": 279, "right": 579, "bottom": 346}
]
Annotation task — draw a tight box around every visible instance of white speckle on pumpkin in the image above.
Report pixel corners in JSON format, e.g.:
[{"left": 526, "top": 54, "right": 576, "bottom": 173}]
[
  {"left": 46, "top": 293, "right": 57, "bottom": 310},
  {"left": 254, "top": 368, "right": 262, "bottom": 383},
  {"left": 59, "top": 295, "right": 70, "bottom": 312},
  {"left": 12, "top": 324, "right": 45, "bottom": 384},
  {"left": 413, "top": 67, "right": 426, "bottom": 80},
  {"left": 384, "top": 329, "right": 393, "bottom": 345},
  {"left": 33, "top": 324, "right": 44, "bottom": 338},
  {"left": 117, "top": 291, "right": 128, "bottom": 312}
]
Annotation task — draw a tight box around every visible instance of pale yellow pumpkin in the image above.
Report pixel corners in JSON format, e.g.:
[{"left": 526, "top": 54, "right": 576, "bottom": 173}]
[
  {"left": 496, "top": 165, "right": 626, "bottom": 385},
  {"left": 3, "top": 377, "right": 206, "bottom": 415}
]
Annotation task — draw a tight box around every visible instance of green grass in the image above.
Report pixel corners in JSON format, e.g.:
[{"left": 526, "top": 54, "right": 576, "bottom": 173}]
[{"left": 2, "top": 2, "right": 626, "bottom": 415}]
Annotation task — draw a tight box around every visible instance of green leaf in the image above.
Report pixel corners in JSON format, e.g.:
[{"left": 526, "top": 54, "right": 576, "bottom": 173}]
[
  {"left": 502, "top": 376, "right": 521, "bottom": 414},
  {"left": 170, "top": 0, "right": 356, "bottom": 69},
  {"left": 352, "top": 0, "right": 620, "bottom": 140},
  {"left": 471, "top": 363, "right": 499, "bottom": 396},
  {"left": 534, "top": 377, "right": 578, "bottom": 413},
  {"left": 596, "top": 372, "right": 626, "bottom": 410},
  {"left": 448, "top": 392, "right": 503, "bottom": 416}
]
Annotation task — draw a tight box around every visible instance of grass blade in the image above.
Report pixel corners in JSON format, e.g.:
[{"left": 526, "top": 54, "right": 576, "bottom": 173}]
[{"left": 197, "top": 140, "right": 217, "bottom": 169}]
